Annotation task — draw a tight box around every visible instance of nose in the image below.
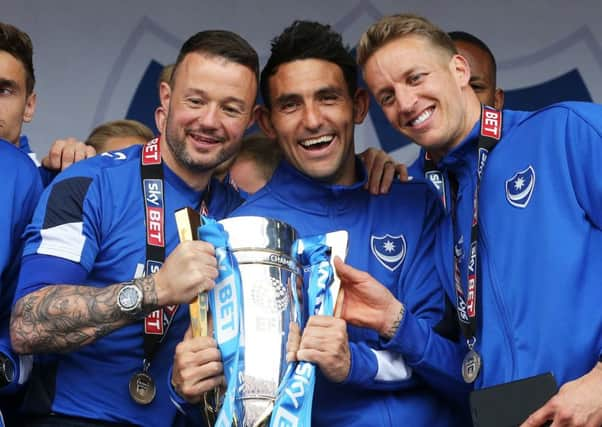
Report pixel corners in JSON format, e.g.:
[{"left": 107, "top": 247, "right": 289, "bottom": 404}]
[
  {"left": 394, "top": 85, "right": 418, "bottom": 114},
  {"left": 302, "top": 102, "right": 323, "bottom": 131},
  {"left": 198, "top": 103, "right": 219, "bottom": 130}
]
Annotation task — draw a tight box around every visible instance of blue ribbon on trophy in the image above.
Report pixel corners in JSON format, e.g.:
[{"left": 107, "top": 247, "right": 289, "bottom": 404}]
[
  {"left": 198, "top": 218, "right": 245, "bottom": 426},
  {"left": 270, "top": 231, "right": 348, "bottom": 427}
]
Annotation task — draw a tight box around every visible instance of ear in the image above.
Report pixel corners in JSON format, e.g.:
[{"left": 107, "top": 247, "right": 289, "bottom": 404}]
[
  {"left": 159, "top": 81, "right": 171, "bottom": 111},
  {"left": 154, "top": 106, "right": 166, "bottom": 135},
  {"left": 450, "top": 54, "right": 471, "bottom": 89},
  {"left": 246, "top": 104, "right": 260, "bottom": 130},
  {"left": 494, "top": 88, "right": 505, "bottom": 110},
  {"left": 257, "top": 106, "right": 277, "bottom": 139},
  {"left": 352, "top": 88, "right": 370, "bottom": 124},
  {"left": 22, "top": 91, "right": 37, "bottom": 123}
]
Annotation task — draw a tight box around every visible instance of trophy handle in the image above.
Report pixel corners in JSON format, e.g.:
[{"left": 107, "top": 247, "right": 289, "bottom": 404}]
[
  {"left": 175, "top": 207, "right": 220, "bottom": 425},
  {"left": 175, "top": 207, "right": 208, "bottom": 337}
]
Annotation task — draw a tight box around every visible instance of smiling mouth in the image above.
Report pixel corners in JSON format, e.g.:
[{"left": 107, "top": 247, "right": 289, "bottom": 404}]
[
  {"left": 407, "top": 107, "right": 434, "bottom": 127},
  {"left": 188, "top": 132, "right": 224, "bottom": 144},
  {"left": 299, "top": 134, "right": 335, "bottom": 150}
]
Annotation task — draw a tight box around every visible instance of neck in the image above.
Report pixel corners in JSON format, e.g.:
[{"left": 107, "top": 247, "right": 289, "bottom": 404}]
[
  {"left": 429, "top": 94, "right": 482, "bottom": 163},
  {"left": 159, "top": 137, "right": 213, "bottom": 192}
]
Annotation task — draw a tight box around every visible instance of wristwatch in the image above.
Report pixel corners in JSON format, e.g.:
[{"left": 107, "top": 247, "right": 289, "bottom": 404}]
[
  {"left": 0, "top": 352, "right": 15, "bottom": 388},
  {"left": 117, "top": 281, "right": 143, "bottom": 317}
]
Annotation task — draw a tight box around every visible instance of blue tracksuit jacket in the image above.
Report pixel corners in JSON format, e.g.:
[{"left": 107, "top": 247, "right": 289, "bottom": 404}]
[{"left": 412, "top": 102, "right": 602, "bottom": 390}]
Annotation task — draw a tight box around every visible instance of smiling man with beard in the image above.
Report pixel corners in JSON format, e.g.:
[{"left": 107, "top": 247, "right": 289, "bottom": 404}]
[{"left": 10, "top": 30, "right": 257, "bottom": 426}]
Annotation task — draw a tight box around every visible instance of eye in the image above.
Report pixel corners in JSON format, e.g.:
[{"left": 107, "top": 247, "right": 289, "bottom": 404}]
[
  {"left": 0, "top": 87, "right": 14, "bottom": 96},
  {"left": 186, "top": 97, "right": 204, "bottom": 107},
  {"left": 222, "top": 105, "right": 243, "bottom": 117},
  {"left": 379, "top": 92, "right": 395, "bottom": 107},
  {"left": 279, "top": 100, "right": 299, "bottom": 113},
  {"left": 470, "top": 84, "right": 485, "bottom": 93},
  {"left": 408, "top": 73, "right": 426, "bottom": 85},
  {"left": 319, "top": 92, "right": 340, "bottom": 104}
]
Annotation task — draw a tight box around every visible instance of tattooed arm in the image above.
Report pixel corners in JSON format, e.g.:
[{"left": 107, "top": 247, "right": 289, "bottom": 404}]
[
  {"left": 10, "top": 276, "right": 158, "bottom": 354},
  {"left": 10, "top": 240, "right": 219, "bottom": 354}
]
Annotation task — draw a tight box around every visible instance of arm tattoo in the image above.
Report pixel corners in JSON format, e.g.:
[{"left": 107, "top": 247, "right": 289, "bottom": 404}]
[
  {"left": 136, "top": 275, "right": 159, "bottom": 313},
  {"left": 11, "top": 275, "right": 160, "bottom": 354},
  {"left": 382, "top": 304, "right": 405, "bottom": 340}
]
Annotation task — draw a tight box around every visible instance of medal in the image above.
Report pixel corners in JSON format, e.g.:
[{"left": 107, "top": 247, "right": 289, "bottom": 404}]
[
  {"left": 462, "top": 349, "right": 482, "bottom": 383},
  {"left": 129, "top": 371, "right": 156, "bottom": 405}
]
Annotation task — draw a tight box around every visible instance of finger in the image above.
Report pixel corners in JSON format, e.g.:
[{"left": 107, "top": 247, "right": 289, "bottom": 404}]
[
  {"left": 379, "top": 162, "right": 396, "bottom": 194},
  {"left": 85, "top": 145, "right": 97, "bottom": 158},
  {"left": 333, "top": 256, "right": 366, "bottom": 283},
  {"left": 396, "top": 164, "right": 409, "bottom": 182},
  {"left": 305, "top": 315, "right": 342, "bottom": 328},
  {"left": 184, "top": 324, "right": 193, "bottom": 340},
  {"left": 189, "top": 240, "right": 216, "bottom": 256},
  {"left": 333, "top": 287, "right": 344, "bottom": 318},
  {"left": 180, "top": 372, "right": 224, "bottom": 401},
  {"left": 359, "top": 150, "right": 376, "bottom": 190},
  {"left": 520, "top": 401, "right": 555, "bottom": 427},
  {"left": 60, "top": 145, "right": 76, "bottom": 170},
  {"left": 175, "top": 338, "right": 220, "bottom": 362},
  {"left": 73, "top": 141, "right": 88, "bottom": 164},
  {"left": 286, "top": 322, "right": 300, "bottom": 362},
  {"left": 46, "top": 139, "right": 66, "bottom": 170}
]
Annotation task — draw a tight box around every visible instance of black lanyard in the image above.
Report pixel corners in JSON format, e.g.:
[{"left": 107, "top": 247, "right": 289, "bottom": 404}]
[
  {"left": 139, "top": 138, "right": 211, "bottom": 369},
  {"left": 424, "top": 106, "right": 502, "bottom": 351}
]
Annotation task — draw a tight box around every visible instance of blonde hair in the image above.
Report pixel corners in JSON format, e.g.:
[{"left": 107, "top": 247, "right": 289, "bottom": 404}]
[
  {"left": 86, "top": 119, "right": 153, "bottom": 152},
  {"left": 357, "top": 13, "right": 457, "bottom": 66}
]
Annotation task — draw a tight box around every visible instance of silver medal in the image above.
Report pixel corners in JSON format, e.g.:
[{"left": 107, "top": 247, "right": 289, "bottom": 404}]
[
  {"left": 462, "top": 349, "right": 482, "bottom": 383},
  {"left": 129, "top": 371, "right": 156, "bottom": 405}
]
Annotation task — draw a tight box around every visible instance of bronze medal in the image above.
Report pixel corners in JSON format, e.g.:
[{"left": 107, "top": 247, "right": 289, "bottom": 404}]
[
  {"left": 462, "top": 349, "right": 482, "bottom": 383},
  {"left": 129, "top": 371, "right": 156, "bottom": 405}
]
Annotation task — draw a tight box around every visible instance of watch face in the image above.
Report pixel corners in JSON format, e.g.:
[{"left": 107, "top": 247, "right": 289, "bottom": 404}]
[
  {"left": 119, "top": 285, "right": 141, "bottom": 311},
  {"left": 0, "top": 355, "right": 14, "bottom": 385}
]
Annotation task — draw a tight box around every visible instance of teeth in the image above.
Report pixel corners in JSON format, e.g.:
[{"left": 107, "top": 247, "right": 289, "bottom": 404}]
[
  {"left": 300, "top": 135, "right": 334, "bottom": 147},
  {"left": 410, "top": 109, "right": 433, "bottom": 126}
]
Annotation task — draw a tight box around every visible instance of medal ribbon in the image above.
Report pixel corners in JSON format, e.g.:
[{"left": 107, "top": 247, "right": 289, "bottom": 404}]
[
  {"left": 198, "top": 218, "right": 245, "bottom": 426},
  {"left": 140, "top": 138, "right": 180, "bottom": 377},
  {"left": 423, "top": 106, "right": 502, "bottom": 354},
  {"left": 139, "top": 138, "right": 212, "bottom": 388},
  {"left": 270, "top": 235, "right": 334, "bottom": 427}
]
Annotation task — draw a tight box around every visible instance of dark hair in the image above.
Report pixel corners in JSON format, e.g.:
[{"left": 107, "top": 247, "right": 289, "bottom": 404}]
[
  {"left": 260, "top": 20, "right": 357, "bottom": 109},
  {"left": 172, "top": 30, "right": 259, "bottom": 87},
  {"left": 448, "top": 31, "right": 497, "bottom": 79},
  {"left": 0, "top": 22, "right": 35, "bottom": 94}
]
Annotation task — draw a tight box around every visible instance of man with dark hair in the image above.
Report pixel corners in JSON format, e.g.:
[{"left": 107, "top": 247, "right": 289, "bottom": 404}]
[
  {"left": 350, "top": 13, "right": 602, "bottom": 426},
  {"left": 0, "top": 22, "right": 37, "bottom": 152},
  {"left": 448, "top": 30, "right": 504, "bottom": 109},
  {"left": 170, "top": 20, "right": 467, "bottom": 427},
  {"left": 10, "top": 30, "right": 258, "bottom": 426},
  {"left": 0, "top": 21, "right": 95, "bottom": 185}
]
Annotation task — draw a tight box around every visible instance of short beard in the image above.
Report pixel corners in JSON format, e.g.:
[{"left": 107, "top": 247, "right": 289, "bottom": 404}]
[{"left": 164, "top": 119, "right": 232, "bottom": 174}]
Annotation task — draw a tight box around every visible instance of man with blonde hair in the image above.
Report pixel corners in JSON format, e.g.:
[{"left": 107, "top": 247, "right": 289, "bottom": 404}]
[
  {"left": 85, "top": 119, "right": 154, "bottom": 153},
  {"left": 339, "top": 13, "right": 602, "bottom": 427}
]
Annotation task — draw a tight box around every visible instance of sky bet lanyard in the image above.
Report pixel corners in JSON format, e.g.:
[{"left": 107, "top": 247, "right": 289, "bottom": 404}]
[
  {"left": 133, "top": 138, "right": 211, "bottom": 404},
  {"left": 423, "top": 106, "right": 502, "bottom": 383}
]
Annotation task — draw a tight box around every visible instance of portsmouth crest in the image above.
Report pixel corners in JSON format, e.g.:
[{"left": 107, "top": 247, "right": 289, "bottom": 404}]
[
  {"left": 371, "top": 234, "right": 406, "bottom": 271},
  {"left": 505, "top": 165, "right": 536, "bottom": 208}
]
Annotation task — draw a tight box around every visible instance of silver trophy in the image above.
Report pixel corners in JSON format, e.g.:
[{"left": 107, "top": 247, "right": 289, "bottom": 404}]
[{"left": 218, "top": 216, "right": 300, "bottom": 427}]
